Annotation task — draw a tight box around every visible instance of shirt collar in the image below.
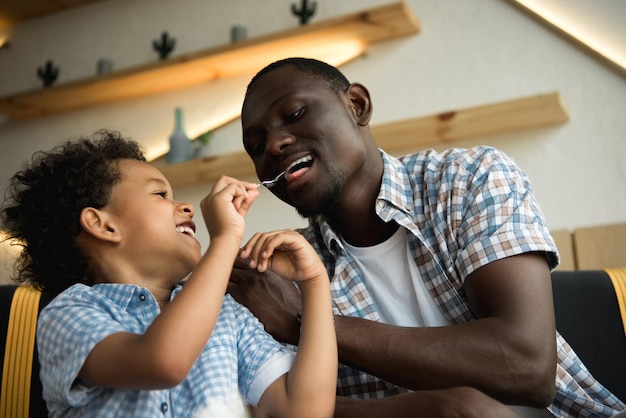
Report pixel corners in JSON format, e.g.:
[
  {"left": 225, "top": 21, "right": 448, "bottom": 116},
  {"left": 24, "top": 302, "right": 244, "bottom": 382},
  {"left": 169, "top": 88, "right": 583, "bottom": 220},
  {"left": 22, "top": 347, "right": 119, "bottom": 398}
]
[
  {"left": 377, "top": 150, "right": 415, "bottom": 219},
  {"left": 91, "top": 282, "right": 182, "bottom": 311},
  {"left": 315, "top": 149, "right": 415, "bottom": 256}
]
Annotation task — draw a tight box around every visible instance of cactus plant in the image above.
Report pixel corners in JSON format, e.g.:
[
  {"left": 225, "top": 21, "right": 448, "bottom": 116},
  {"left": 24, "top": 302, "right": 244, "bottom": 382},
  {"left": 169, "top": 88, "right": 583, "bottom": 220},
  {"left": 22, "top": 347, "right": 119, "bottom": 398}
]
[
  {"left": 291, "top": 0, "right": 317, "bottom": 25},
  {"left": 152, "top": 31, "right": 176, "bottom": 60},
  {"left": 195, "top": 130, "right": 215, "bottom": 159},
  {"left": 197, "top": 130, "right": 213, "bottom": 146},
  {"left": 37, "top": 60, "right": 60, "bottom": 87}
]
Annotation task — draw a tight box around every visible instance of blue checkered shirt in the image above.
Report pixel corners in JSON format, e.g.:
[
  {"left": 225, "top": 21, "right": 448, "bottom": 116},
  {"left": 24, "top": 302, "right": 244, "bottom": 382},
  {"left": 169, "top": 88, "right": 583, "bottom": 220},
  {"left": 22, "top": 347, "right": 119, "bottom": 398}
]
[
  {"left": 298, "top": 147, "right": 625, "bottom": 417},
  {"left": 37, "top": 283, "right": 294, "bottom": 417}
]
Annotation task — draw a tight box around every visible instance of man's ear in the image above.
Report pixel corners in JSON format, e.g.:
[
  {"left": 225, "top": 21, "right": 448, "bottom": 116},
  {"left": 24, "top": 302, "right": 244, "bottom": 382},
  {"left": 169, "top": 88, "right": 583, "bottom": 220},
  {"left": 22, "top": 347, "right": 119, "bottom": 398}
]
[
  {"left": 79, "top": 207, "right": 122, "bottom": 243},
  {"left": 347, "top": 83, "right": 373, "bottom": 126}
]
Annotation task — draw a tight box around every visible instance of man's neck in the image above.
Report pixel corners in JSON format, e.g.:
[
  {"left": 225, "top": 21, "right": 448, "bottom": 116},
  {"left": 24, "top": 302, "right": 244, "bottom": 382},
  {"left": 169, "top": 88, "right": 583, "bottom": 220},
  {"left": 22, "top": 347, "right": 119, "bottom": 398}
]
[{"left": 328, "top": 209, "right": 399, "bottom": 247}]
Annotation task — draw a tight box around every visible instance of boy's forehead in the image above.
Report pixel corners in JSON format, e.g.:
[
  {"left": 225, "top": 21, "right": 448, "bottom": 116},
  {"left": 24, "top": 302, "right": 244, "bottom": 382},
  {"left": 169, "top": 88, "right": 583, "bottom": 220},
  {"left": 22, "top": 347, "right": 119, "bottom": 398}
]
[
  {"left": 116, "top": 158, "right": 146, "bottom": 174},
  {"left": 116, "top": 159, "right": 166, "bottom": 184}
]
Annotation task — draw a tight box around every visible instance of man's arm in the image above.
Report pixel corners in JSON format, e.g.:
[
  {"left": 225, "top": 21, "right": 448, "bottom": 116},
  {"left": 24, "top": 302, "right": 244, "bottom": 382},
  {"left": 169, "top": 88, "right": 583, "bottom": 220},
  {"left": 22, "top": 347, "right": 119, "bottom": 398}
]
[
  {"left": 334, "top": 387, "right": 521, "bottom": 418},
  {"left": 336, "top": 252, "right": 556, "bottom": 406},
  {"left": 229, "top": 252, "right": 557, "bottom": 407}
]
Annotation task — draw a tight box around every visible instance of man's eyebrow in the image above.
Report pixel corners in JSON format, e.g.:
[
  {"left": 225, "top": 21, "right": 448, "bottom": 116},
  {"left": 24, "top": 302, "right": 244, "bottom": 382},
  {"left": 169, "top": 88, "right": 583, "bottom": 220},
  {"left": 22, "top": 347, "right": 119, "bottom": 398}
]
[
  {"left": 243, "top": 92, "right": 297, "bottom": 136},
  {"left": 269, "top": 92, "right": 295, "bottom": 109}
]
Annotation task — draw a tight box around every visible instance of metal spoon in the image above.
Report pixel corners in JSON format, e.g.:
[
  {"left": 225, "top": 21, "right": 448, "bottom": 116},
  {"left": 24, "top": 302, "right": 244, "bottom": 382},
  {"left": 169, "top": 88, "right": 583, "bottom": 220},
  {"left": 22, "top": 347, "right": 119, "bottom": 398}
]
[{"left": 257, "top": 171, "right": 286, "bottom": 188}]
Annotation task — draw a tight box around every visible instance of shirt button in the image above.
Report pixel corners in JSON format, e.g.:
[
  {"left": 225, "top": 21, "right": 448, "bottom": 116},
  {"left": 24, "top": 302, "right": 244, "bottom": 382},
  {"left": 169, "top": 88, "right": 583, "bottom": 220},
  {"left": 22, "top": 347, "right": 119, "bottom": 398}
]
[
  {"left": 139, "top": 293, "right": 147, "bottom": 302},
  {"left": 160, "top": 402, "right": 168, "bottom": 413}
]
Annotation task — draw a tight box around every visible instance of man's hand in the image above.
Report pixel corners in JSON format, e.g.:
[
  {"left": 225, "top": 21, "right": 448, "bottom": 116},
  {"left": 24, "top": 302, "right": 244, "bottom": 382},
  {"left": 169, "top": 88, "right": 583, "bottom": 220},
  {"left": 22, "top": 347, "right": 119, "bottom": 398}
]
[
  {"left": 228, "top": 258, "right": 302, "bottom": 345},
  {"left": 334, "top": 387, "right": 522, "bottom": 418}
]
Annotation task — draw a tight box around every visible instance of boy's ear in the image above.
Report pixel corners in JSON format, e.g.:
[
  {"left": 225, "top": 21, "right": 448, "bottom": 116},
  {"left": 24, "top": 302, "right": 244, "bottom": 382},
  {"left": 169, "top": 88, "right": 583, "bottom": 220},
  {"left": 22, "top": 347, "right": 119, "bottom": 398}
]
[
  {"left": 80, "top": 207, "right": 122, "bottom": 243},
  {"left": 347, "top": 82, "right": 372, "bottom": 126}
]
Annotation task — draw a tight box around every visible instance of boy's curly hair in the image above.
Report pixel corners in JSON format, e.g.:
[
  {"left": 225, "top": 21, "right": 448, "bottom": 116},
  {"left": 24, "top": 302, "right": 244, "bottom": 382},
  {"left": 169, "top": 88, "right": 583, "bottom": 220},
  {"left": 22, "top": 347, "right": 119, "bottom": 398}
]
[{"left": 1, "top": 130, "right": 146, "bottom": 295}]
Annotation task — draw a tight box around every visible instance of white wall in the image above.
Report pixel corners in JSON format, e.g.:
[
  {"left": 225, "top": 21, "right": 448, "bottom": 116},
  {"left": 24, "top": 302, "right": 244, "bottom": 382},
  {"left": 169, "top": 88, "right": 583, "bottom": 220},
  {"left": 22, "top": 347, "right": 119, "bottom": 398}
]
[{"left": 1, "top": 0, "right": 625, "bottom": 280}]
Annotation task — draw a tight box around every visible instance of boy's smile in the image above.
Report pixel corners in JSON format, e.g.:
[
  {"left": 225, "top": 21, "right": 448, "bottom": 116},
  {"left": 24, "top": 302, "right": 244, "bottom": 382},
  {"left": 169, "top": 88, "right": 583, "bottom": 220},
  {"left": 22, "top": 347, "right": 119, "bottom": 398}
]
[{"left": 176, "top": 222, "right": 196, "bottom": 237}]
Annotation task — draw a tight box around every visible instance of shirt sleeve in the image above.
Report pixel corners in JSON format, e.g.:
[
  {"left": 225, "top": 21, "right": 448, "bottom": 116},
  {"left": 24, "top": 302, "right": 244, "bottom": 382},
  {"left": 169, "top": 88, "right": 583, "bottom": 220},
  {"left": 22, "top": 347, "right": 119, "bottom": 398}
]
[
  {"left": 227, "top": 295, "right": 295, "bottom": 406},
  {"left": 448, "top": 147, "right": 559, "bottom": 277},
  {"left": 37, "top": 285, "right": 129, "bottom": 407}
]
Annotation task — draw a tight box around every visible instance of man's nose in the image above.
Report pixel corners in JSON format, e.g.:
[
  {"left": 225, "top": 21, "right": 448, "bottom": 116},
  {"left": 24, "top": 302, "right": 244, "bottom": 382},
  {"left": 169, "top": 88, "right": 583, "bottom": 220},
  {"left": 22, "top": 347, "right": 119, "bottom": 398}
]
[{"left": 266, "top": 130, "right": 295, "bottom": 155}]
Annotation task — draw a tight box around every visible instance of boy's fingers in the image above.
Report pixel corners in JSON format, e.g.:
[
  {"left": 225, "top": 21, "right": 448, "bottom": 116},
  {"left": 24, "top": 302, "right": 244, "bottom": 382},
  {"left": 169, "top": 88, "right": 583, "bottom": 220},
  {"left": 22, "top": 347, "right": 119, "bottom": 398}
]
[{"left": 241, "top": 233, "right": 267, "bottom": 267}]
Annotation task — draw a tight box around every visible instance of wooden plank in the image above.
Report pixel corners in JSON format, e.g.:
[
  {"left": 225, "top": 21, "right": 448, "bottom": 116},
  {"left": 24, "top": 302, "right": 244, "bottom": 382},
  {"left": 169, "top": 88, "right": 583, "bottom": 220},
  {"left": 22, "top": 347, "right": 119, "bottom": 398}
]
[
  {"left": 551, "top": 229, "right": 576, "bottom": 271},
  {"left": 153, "top": 152, "right": 255, "bottom": 189},
  {"left": 0, "top": 2, "right": 420, "bottom": 119},
  {"left": 154, "top": 91, "right": 569, "bottom": 189},
  {"left": 370, "top": 92, "right": 569, "bottom": 153},
  {"left": 573, "top": 223, "right": 626, "bottom": 270}
]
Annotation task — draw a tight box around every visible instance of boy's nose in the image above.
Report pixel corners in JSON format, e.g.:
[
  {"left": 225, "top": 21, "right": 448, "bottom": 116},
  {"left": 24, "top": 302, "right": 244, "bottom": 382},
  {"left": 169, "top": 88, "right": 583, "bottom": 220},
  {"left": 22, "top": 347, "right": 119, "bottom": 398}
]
[{"left": 179, "top": 203, "right": 193, "bottom": 216}]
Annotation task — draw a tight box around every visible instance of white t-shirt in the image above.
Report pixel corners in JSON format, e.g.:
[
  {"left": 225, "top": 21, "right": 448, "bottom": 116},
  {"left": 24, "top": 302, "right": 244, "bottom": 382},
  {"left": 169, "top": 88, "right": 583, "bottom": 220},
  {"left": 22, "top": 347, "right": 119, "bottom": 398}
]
[{"left": 341, "top": 227, "right": 452, "bottom": 327}]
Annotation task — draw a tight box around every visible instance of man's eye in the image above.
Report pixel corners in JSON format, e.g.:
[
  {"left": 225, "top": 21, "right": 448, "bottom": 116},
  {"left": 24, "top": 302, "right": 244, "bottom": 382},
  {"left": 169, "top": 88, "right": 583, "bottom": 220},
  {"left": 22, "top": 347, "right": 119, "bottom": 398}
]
[
  {"left": 250, "top": 140, "right": 266, "bottom": 157},
  {"left": 285, "top": 107, "right": 304, "bottom": 123}
]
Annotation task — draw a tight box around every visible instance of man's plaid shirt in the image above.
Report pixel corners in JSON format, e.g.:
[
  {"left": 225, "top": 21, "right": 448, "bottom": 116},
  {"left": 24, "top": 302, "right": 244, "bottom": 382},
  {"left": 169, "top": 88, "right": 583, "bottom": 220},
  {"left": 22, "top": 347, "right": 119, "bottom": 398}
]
[{"left": 298, "top": 147, "right": 625, "bottom": 417}]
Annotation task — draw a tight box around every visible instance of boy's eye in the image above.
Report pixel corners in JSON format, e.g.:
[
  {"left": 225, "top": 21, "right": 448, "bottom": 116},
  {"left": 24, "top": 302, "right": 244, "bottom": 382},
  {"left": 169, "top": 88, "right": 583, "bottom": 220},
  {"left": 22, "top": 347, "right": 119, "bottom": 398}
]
[{"left": 155, "top": 191, "right": 169, "bottom": 199}]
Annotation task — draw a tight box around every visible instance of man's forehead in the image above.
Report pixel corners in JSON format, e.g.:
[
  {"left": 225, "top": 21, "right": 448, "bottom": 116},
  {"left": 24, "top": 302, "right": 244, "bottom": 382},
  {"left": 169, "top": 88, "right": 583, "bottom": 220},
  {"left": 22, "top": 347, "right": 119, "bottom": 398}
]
[
  {"left": 245, "top": 71, "right": 329, "bottom": 111},
  {"left": 250, "top": 66, "right": 326, "bottom": 93}
]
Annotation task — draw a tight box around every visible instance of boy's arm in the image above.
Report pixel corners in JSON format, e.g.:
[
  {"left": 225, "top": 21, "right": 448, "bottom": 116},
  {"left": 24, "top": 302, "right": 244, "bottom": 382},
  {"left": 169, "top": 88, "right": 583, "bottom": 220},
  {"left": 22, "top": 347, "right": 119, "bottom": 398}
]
[
  {"left": 242, "top": 230, "right": 337, "bottom": 418},
  {"left": 258, "top": 277, "right": 336, "bottom": 418},
  {"left": 79, "top": 178, "right": 257, "bottom": 389},
  {"left": 79, "top": 235, "right": 241, "bottom": 389}
]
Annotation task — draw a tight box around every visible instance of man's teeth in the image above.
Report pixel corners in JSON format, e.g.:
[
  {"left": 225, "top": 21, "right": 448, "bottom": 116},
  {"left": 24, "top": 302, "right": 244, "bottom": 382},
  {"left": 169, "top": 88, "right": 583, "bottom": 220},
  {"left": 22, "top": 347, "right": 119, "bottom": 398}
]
[
  {"left": 176, "top": 226, "right": 195, "bottom": 237},
  {"left": 286, "top": 155, "right": 313, "bottom": 174}
]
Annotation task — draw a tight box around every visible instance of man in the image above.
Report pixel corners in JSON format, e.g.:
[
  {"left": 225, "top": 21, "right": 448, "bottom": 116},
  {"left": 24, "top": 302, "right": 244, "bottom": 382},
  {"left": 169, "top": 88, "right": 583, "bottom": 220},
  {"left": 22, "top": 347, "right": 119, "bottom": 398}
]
[{"left": 229, "top": 58, "right": 625, "bottom": 417}]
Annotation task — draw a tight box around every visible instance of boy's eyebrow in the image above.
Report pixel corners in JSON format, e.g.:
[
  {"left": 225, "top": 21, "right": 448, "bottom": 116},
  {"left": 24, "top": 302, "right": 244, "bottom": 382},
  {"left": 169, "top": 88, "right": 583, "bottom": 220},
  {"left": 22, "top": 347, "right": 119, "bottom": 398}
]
[{"left": 147, "top": 178, "right": 168, "bottom": 187}]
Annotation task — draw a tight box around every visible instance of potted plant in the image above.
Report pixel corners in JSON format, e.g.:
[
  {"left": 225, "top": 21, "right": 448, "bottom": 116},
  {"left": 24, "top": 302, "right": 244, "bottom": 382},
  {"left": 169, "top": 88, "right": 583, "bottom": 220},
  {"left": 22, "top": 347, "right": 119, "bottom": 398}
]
[{"left": 195, "top": 130, "right": 214, "bottom": 159}]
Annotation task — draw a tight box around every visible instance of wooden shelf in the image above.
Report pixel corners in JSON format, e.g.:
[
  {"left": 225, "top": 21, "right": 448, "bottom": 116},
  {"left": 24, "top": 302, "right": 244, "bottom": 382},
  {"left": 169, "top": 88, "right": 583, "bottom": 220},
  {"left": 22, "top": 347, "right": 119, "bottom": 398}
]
[
  {"left": 370, "top": 91, "right": 569, "bottom": 151},
  {"left": 154, "top": 91, "right": 569, "bottom": 189},
  {"left": 0, "top": 2, "right": 420, "bottom": 119}
]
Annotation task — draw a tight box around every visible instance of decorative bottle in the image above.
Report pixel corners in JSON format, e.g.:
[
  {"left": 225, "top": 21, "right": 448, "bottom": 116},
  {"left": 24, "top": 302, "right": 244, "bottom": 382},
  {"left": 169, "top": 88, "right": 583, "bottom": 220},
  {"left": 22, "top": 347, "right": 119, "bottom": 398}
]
[{"left": 166, "top": 107, "right": 192, "bottom": 164}]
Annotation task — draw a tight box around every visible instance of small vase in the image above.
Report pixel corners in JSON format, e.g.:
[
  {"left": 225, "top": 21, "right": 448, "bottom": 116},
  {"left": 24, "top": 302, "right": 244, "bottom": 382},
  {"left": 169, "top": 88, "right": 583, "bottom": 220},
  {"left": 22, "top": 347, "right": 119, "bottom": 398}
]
[{"left": 166, "top": 107, "right": 192, "bottom": 164}]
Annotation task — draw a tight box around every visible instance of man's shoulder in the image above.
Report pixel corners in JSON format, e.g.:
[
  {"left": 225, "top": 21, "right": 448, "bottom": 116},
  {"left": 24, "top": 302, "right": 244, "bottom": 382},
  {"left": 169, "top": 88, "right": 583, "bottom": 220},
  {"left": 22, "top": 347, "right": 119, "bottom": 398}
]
[
  {"left": 397, "top": 146, "right": 507, "bottom": 167},
  {"left": 395, "top": 146, "right": 519, "bottom": 184}
]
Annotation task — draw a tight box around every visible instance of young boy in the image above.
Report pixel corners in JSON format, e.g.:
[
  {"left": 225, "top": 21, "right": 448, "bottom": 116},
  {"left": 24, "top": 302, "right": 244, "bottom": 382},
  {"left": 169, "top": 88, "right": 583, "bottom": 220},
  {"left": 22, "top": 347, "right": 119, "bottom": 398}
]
[{"left": 0, "top": 130, "right": 337, "bottom": 417}]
